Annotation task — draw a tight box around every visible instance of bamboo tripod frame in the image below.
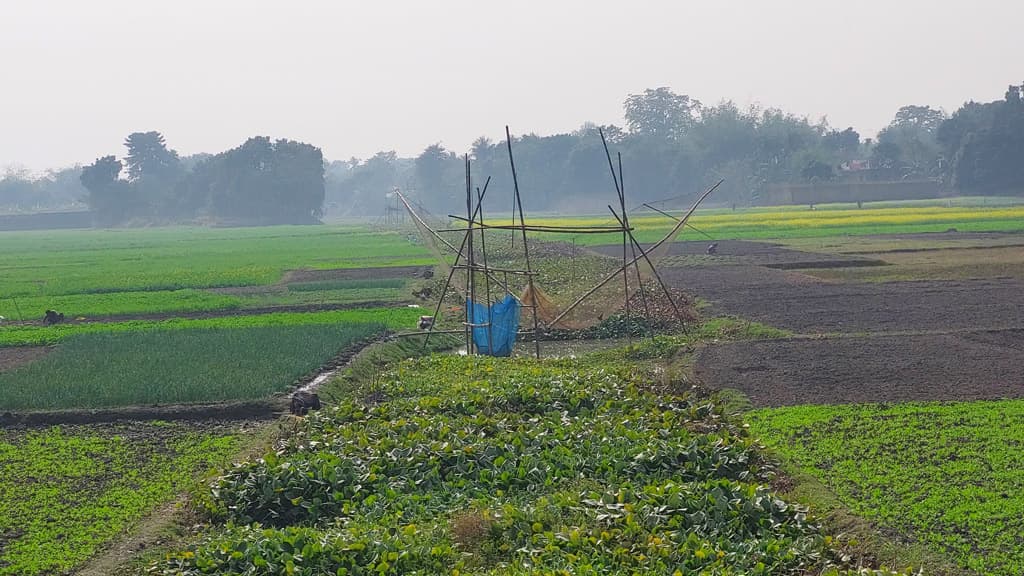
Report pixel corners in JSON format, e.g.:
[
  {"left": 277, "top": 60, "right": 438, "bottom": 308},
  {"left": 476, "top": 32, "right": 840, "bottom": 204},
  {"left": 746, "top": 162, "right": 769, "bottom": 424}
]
[{"left": 413, "top": 127, "right": 710, "bottom": 359}]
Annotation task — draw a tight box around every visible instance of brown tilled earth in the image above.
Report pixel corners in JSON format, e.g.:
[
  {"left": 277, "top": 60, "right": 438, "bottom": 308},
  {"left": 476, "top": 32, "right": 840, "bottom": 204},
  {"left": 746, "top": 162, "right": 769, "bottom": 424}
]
[
  {"left": 592, "top": 236, "right": 1024, "bottom": 407},
  {"left": 0, "top": 346, "right": 50, "bottom": 372},
  {"left": 695, "top": 330, "right": 1024, "bottom": 407}
]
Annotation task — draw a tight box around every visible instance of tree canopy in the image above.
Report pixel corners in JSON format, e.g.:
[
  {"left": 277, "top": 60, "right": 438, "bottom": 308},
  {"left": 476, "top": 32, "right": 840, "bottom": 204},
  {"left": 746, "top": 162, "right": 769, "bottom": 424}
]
[
  {"left": 941, "top": 83, "right": 1024, "bottom": 195},
  {"left": 79, "top": 133, "right": 324, "bottom": 225}
]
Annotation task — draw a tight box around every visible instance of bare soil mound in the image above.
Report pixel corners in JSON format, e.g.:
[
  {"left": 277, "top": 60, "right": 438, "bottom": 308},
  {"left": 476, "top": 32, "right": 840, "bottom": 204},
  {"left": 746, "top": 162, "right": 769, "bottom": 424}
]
[
  {"left": 695, "top": 330, "right": 1024, "bottom": 407},
  {"left": 0, "top": 346, "right": 50, "bottom": 372}
]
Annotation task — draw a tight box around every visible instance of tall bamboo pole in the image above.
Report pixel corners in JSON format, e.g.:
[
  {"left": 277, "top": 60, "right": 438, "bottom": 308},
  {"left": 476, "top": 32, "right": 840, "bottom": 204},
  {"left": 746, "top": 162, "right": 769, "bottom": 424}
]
[{"left": 505, "top": 126, "right": 541, "bottom": 359}]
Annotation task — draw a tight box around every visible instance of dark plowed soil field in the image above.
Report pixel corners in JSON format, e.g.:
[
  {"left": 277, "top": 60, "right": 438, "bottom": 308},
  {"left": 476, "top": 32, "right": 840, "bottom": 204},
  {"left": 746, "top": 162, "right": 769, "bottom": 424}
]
[
  {"left": 663, "top": 266, "right": 1024, "bottom": 333},
  {"left": 695, "top": 330, "right": 1024, "bottom": 407},
  {"left": 607, "top": 240, "right": 1024, "bottom": 334},
  {"left": 595, "top": 238, "right": 1024, "bottom": 406}
]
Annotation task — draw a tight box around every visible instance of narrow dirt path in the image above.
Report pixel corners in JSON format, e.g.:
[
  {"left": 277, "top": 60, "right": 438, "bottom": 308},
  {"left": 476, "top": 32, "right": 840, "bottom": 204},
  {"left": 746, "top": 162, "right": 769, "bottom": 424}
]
[{"left": 74, "top": 497, "right": 189, "bottom": 576}]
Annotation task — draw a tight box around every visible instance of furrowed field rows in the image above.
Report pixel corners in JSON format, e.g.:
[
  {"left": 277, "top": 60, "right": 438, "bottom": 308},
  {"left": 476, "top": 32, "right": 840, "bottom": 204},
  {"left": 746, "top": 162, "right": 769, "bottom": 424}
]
[
  {"left": 0, "top": 421, "right": 245, "bottom": 576},
  {"left": 0, "top": 307, "right": 422, "bottom": 347},
  {"left": 0, "top": 323, "right": 384, "bottom": 410},
  {"left": 749, "top": 400, "right": 1024, "bottom": 576}
]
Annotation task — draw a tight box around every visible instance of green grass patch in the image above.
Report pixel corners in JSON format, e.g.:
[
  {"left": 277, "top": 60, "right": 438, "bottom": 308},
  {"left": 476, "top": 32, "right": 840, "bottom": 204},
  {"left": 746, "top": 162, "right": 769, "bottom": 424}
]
[
  {"left": 0, "top": 289, "right": 243, "bottom": 320},
  {"left": 0, "top": 421, "right": 242, "bottom": 576},
  {"left": 0, "top": 322, "right": 385, "bottom": 410},
  {"left": 748, "top": 400, "right": 1024, "bottom": 575},
  {"left": 531, "top": 204, "right": 1024, "bottom": 245},
  {"left": 0, "top": 225, "right": 432, "bottom": 298},
  {"left": 0, "top": 307, "right": 422, "bottom": 348}
]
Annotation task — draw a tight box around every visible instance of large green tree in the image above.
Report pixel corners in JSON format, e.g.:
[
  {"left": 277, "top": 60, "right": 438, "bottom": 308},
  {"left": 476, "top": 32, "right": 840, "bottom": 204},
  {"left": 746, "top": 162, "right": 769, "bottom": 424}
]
[
  {"left": 123, "top": 131, "right": 186, "bottom": 218},
  {"left": 123, "top": 131, "right": 182, "bottom": 181},
  {"left": 943, "top": 83, "right": 1024, "bottom": 194},
  {"left": 873, "top": 105, "right": 946, "bottom": 177},
  {"left": 414, "top": 143, "right": 461, "bottom": 206},
  {"left": 191, "top": 137, "right": 325, "bottom": 224},
  {"left": 80, "top": 156, "right": 136, "bottom": 225},
  {"left": 623, "top": 87, "right": 700, "bottom": 140}
]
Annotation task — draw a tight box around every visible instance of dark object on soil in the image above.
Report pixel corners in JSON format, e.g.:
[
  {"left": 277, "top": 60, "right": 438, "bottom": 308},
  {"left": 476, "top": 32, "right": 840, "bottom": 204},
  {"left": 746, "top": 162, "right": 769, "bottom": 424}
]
[
  {"left": 418, "top": 315, "right": 435, "bottom": 330},
  {"left": 421, "top": 268, "right": 434, "bottom": 279},
  {"left": 43, "top": 310, "right": 65, "bottom": 325},
  {"left": 290, "top": 391, "right": 321, "bottom": 416},
  {"left": 946, "top": 227, "right": 958, "bottom": 233},
  {"left": 706, "top": 243, "right": 718, "bottom": 255},
  {"left": 413, "top": 286, "right": 433, "bottom": 300}
]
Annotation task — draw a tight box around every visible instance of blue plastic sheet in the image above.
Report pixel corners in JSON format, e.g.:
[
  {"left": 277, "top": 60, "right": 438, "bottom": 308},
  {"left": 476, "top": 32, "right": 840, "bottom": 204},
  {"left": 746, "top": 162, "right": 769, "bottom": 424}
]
[{"left": 467, "top": 294, "right": 521, "bottom": 357}]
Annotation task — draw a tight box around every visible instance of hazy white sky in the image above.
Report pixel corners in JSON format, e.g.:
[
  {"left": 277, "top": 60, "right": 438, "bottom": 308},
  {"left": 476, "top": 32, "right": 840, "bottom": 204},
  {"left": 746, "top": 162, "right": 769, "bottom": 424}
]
[{"left": 2, "top": 0, "right": 1021, "bottom": 172}]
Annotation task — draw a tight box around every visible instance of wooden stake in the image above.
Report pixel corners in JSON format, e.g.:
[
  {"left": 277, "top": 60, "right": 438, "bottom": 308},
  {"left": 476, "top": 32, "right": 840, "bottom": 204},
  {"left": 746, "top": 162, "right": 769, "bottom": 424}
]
[{"left": 506, "top": 126, "right": 541, "bottom": 359}]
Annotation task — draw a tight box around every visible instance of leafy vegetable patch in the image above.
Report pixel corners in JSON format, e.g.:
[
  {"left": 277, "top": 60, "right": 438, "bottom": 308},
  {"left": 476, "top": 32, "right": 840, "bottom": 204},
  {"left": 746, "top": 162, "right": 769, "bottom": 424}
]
[
  {"left": 0, "top": 421, "right": 243, "bottom": 576},
  {"left": 153, "top": 353, "right": 905, "bottom": 575},
  {"left": 750, "top": 400, "right": 1024, "bottom": 575}
]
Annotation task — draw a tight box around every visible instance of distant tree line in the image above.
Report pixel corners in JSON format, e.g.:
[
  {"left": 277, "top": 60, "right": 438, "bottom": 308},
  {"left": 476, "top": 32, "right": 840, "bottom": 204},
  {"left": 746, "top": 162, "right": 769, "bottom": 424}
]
[
  {"left": 3, "top": 83, "right": 1022, "bottom": 222},
  {"left": 0, "top": 166, "right": 87, "bottom": 213},
  {"left": 80, "top": 132, "right": 324, "bottom": 226},
  {"left": 326, "top": 90, "right": 870, "bottom": 214},
  {"left": 325, "top": 83, "right": 1024, "bottom": 215}
]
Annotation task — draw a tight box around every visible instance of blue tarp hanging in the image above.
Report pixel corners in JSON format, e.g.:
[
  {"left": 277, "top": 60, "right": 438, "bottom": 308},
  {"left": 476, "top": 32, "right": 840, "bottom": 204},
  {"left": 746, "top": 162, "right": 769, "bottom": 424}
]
[{"left": 467, "top": 294, "right": 521, "bottom": 357}]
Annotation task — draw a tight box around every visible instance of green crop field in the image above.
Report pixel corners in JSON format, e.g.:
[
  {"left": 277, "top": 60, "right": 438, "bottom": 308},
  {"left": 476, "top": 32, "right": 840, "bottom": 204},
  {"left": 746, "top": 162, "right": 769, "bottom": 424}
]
[
  {"left": 0, "top": 421, "right": 244, "bottom": 576},
  {"left": 148, "top": 337, "right": 905, "bottom": 576},
  {"left": 749, "top": 400, "right": 1024, "bottom": 576},
  {"left": 3, "top": 203, "right": 1021, "bottom": 319},
  {"left": 0, "top": 308, "right": 424, "bottom": 410},
  {"left": 0, "top": 307, "right": 421, "bottom": 348},
  {"left": 529, "top": 201, "right": 1024, "bottom": 245},
  {"left": 0, "top": 289, "right": 244, "bottom": 320},
  {"left": 0, "top": 324, "right": 382, "bottom": 410},
  {"left": 2, "top": 206, "right": 1019, "bottom": 574},
  {"left": 0, "top": 226, "right": 442, "bottom": 573},
  {"left": 0, "top": 225, "right": 431, "bottom": 318}
]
